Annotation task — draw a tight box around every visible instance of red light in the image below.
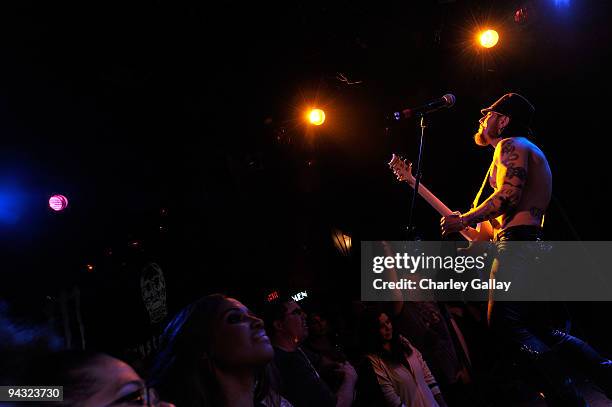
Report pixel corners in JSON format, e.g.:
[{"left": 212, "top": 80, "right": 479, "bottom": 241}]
[
  {"left": 514, "top": 7, "right": 528, "bottom": 24},
  {"left": 49, "top": 194, "right": 68, "bottom": 211},
  {"left": 86, "top": 264, "right": 94, "bottom": 272},
  {"left": 267, "top": 291, "right": 279, "bottom": 302}
]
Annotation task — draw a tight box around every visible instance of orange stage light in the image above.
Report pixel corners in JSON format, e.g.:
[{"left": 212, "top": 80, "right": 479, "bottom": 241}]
[
  {"left": 479, "top": 29, "right": 499, "bottom": 48},
  {"left": 308, "top": 108, "right": 326, "bottom": 125}
]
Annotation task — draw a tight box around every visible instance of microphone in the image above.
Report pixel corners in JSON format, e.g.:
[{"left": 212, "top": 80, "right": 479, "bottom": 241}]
[{"left": 391, "top": 94, "right": 456, "bottom": 121}]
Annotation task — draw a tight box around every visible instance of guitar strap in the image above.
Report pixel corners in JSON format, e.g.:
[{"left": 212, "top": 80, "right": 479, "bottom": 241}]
[
  {"left": 471, "top": 160, "right": 547, "bottom": 228},
  {"left": 472, "top": 160, "right": 495, "bottom": 210}
]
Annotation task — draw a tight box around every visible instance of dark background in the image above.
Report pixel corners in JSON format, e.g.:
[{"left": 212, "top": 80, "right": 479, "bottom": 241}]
[{"left": 1, "top": 0, "right": 611, "bottom": 353}]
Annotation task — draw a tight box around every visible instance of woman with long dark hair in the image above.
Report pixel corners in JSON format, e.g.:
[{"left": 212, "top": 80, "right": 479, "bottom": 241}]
[
  {"left": 360, "top": 308, "right": 448, "bottom": 407},
  {"left": 149, "top": 294, "right": 291, "bottom": 407}
]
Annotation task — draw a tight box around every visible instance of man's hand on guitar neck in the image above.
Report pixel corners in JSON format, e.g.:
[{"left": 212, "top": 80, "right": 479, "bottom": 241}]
[{"left": 440, "top": 211, "right": 468, "bottom": 237}]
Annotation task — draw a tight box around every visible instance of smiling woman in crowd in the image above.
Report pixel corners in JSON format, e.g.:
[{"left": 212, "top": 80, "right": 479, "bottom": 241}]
[{"left": 149, "top": 294, "right": 291, "bottom": 407}]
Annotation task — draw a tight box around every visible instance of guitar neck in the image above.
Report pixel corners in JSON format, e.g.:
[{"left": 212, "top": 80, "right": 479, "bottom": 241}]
[
  {"left": 412, "top": 182, "right": 454, "bottom": 217},
  {"left": 409, "top": 182, "right": 476, "bottom": 241}
]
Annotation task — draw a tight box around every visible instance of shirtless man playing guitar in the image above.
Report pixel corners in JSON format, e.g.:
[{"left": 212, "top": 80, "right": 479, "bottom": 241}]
[
  {"left": 439, "top": 93, "right": 551, "bottom": 241},
  {"left": 390, "top": 94, "right": 551, "bottom": 242},
  {"left": 390, "top": 93, "right": 612, "bottom": 406}
]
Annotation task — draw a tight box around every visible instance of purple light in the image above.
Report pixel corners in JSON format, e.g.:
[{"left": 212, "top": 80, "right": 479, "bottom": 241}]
[{"left": 49, "top": 194, "right": 68, "bottom": 211}]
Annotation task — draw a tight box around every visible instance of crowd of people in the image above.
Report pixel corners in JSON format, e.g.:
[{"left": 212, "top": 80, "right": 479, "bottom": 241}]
[
  {"left": 2, "top": 293, "right": 459, "bottom": 407},
  {"left": 2, "top": 287, "right": 610, "bottom": 407}
]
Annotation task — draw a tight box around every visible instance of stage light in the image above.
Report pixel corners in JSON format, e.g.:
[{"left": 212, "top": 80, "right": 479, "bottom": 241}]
[
  {"left": 308, "top": 108, "right": 326, "bottom": 126},
  {"left": 49, "top": 194, "right": 68, "bottom": 211},
  {"left": 479, "top": 29, "right": 499, "bottom": 48},
  {"left": 266, "top": 291, "right": 280, "bottom": 303},
  {"left": 332, "top": 228, "right": 352, "bottom": 256},
  {"left": 0, "top": 186, "right": 24, "bottom": 225}
]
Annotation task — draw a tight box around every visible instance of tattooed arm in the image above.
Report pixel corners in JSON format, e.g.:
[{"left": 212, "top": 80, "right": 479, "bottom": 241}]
[{"left": 461, "top": 138, "right": 528, "bottom": 225}]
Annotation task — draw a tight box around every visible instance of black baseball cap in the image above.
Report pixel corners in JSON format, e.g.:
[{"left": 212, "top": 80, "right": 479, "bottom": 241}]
[{"left": 481, "top": 93, "right": 535, "bottom": 129}]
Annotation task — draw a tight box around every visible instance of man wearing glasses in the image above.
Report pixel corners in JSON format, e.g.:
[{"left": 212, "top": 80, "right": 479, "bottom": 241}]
[{"left": 264, "top": 298, "right": 358, "bottom": 407}]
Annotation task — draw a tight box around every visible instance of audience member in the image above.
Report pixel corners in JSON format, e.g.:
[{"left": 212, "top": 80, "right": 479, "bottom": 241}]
[
  {"left": 302, "top": 311, "right": 349, "bottom": 391},
  {"left": 304, "top": 311, "right": 346, "bottom": 362},
  {"left": 149, "top": 294, "right": 290, "bottom": 407},
  {"left": 360, "top": 308, "right": 448, "bottom": 407},
  {"left": 22, "top": 350, "right": 174, "bottom": 406},
  {"left": 263, "top": 297, "right": 357, "bottom": 407}
]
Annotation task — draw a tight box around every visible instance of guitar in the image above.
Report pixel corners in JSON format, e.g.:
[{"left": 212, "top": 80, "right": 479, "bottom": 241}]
[{"left": 388, "top": 154, "right": 493, "bottom": 242}]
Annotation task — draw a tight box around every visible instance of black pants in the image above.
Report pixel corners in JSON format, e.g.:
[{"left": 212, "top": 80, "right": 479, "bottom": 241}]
[{"left": 490, "top": 226, "right": 612, "bottom": 406}]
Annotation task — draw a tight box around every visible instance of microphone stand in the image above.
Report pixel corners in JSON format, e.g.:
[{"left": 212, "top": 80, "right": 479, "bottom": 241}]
[{"left": 407, "top": 114, "right": 427, "bottom": 240}]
